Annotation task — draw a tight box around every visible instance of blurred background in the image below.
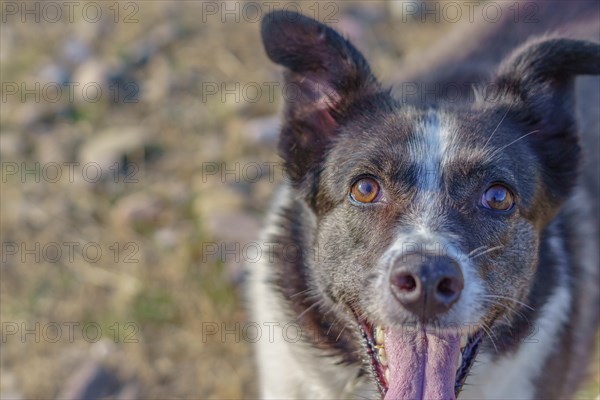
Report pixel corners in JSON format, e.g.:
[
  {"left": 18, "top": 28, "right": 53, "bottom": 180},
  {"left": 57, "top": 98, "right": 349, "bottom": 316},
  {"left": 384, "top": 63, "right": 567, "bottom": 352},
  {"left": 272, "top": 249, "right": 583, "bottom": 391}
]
[{"left": 0, "top": 1, "right": 598, "bottom": 398}]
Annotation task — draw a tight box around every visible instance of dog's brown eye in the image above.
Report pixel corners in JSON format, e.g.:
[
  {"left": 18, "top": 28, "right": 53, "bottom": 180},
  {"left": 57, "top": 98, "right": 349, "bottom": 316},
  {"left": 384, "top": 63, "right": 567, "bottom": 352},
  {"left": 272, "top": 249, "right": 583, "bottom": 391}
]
[
  {"left": 350, "top": 178, "right": 381, "bottom": 203},
  {"left": 481, "top": 184, "right": 514, "bottom": 211}
]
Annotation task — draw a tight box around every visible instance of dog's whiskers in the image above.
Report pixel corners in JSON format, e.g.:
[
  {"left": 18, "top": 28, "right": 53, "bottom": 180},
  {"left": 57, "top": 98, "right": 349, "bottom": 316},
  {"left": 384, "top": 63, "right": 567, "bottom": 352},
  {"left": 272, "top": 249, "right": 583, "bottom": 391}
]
[
  {"left": 482, "top": 298, "right": 511, "bottom": 312},
  {"left": 483, "top": 294, "right": 534, "bottom": 311},
  {"left": 295, "top": 301, "right": 323, "bottom": 322},
  {"left": 326, "top": 308, "right": 346, "bottom": 337},
  {"left": 489, "top": 129, "right": 540, "bottom": 159},
  {"left": 289, "top": 288, "right": 313, "bottom": 299},
  {"left": 467, "top": 245, "right": 488, "bottom": 257},
  {"left": 470, "top": 245, "right": 505, "bottom": 260},
  {"left": 335, "top": 326, "right": 347, "bottom": 342},
  {"left": 483, "top": 101, "right": 514, "bottom": 149},
  {"left": 481, "top": 299, "right": 530, "bottom": 322},
  {"left": 479, "top": 321, "right": 499, "bottom": 353}
]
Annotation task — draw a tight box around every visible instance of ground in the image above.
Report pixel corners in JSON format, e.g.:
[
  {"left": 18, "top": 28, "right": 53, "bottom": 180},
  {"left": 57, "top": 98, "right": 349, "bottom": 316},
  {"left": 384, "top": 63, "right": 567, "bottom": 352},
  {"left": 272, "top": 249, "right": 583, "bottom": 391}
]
[{"left": 0, "top": 1, "right": 598, "bottom": 398}]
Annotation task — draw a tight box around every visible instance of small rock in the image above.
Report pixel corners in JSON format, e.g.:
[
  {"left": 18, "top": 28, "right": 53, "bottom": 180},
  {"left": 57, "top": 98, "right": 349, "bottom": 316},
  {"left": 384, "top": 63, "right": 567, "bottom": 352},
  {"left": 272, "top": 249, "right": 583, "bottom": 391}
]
[
  {"left": 62, "top": 37, "right": 92, "bottom": 65},
  {"left": 111, "top": 192, "right": 164, "bottom": 230},
  {"left": 79, "top": 127, "right": 147, "bottom": 172},
  {"left": 71, "top": 59, "right": 109, "bottom": 106},
  {"left": 154, "top": 227, "right": 179, "bottom": 249},
  {"left": 38, "top": 63, "right": 71, "bottom": 86}
]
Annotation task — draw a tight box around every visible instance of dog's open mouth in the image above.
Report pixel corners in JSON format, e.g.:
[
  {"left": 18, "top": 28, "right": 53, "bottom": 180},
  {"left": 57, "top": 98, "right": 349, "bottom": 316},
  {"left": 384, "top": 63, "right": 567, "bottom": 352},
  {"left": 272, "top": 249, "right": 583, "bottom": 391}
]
[{"left": 359, "top": 321, "right": 483, "bottom": 399}]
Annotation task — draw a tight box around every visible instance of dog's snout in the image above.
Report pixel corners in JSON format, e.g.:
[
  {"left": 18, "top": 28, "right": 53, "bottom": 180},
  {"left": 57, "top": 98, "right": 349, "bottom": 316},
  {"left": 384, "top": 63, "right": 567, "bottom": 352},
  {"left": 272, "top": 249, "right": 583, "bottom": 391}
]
[{"left": 389, "top": 253, "right": 464, "bottom": 320}]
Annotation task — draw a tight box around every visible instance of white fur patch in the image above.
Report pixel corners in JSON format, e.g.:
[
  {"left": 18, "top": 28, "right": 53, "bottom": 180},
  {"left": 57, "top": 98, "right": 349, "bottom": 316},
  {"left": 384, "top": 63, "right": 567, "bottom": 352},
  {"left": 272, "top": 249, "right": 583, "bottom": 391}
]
[
  {"left": 409, "top": 111, "right": 456, "bottom": 237},
  {"left": 416, "top": 111, "right": 448, "bottom": 192}
]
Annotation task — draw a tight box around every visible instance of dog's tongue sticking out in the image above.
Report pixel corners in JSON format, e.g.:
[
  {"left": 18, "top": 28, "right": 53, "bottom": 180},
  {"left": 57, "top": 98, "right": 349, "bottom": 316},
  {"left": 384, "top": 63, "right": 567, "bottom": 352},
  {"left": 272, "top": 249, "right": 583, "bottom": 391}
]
[{"left": 384, "top": 328, "right": 460, "bottom": 400}]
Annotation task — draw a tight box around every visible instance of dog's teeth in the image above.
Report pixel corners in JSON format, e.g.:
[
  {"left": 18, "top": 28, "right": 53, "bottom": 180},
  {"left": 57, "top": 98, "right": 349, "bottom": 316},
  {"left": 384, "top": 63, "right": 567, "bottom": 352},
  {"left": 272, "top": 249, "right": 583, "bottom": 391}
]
[
  {"left": 375, "top": 326, "right": 384, "bottom": 345},
  {"left": 384, "top": 368, "right": 390, "bottom": 384},
  {"left": 378, "top": 347, "right": 388, "bottom": 366}
]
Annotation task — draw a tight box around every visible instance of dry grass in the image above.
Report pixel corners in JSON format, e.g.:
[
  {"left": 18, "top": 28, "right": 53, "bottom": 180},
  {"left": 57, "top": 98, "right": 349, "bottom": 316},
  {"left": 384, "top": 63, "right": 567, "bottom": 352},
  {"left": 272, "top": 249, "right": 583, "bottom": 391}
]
[{"left": 0, "top": 1, "right": 598, "bottom": 399}]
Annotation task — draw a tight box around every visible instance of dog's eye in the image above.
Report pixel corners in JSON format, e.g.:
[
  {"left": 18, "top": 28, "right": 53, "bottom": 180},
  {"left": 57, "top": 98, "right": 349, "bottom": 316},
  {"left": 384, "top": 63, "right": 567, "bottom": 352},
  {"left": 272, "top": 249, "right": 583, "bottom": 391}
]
[
  {"left": 481, "top": 184, "right": 514, "bottom": 211},
  {"left": 350, "top": 177, "right": 381, "bottom": 203}
]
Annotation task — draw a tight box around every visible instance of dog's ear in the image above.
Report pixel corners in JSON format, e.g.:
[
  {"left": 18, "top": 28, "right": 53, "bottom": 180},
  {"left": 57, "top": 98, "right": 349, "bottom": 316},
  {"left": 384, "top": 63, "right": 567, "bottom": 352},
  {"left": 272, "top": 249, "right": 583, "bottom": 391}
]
[
  {"left": 484, "top": 37, "right": 600, "bottom": 199},
  {"left": 261, "top": 10, "right": 381, "bottom": 189}
]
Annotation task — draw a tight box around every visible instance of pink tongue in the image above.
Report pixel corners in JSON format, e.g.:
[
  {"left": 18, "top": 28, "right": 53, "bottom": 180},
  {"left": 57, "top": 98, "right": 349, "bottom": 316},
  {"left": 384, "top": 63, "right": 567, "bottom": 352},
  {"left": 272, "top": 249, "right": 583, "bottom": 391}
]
[{"left": 383, "top": 328, "right": 460, "bottom": 400}]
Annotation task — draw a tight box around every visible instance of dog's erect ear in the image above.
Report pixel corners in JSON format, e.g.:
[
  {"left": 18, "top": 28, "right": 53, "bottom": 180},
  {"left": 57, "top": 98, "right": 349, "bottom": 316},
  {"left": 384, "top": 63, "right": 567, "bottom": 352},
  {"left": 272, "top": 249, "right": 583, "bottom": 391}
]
[
  {"left": 491, "top": 37, "right": 599, "bottom": 122},
  {"left": 484, "top": 38, "right": 600, "bottom": 199},
  {"left": 261, "top": 10, "right": 381, "bottom": 187}
]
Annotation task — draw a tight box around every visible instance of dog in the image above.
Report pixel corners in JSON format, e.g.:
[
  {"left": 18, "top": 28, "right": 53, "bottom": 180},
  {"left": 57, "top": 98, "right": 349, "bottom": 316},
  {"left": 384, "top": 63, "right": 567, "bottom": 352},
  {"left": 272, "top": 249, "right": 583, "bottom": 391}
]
[{"left": 249, "top": 3, "right": 600, "bottom": 399}]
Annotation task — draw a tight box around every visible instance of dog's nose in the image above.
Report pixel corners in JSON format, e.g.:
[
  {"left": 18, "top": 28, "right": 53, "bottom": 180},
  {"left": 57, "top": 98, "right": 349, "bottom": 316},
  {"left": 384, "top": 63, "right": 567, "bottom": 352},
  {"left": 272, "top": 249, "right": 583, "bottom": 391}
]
[{"left": 389, "top": 253, "right": 464, "bottom": 320}]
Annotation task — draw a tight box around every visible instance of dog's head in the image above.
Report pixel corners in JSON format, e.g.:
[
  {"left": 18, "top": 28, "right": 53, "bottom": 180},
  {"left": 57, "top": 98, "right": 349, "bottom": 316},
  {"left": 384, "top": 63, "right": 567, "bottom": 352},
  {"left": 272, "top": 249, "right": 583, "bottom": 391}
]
[{"left": 262, "top": 10, "right": 600, "bottom": 399}]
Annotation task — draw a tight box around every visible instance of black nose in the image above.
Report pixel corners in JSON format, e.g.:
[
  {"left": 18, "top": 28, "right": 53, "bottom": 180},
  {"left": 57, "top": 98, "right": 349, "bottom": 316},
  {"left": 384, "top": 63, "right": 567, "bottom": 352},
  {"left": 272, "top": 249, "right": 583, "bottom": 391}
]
[{"left": 389, "top": 253, "right": 464, "bottom": 320}]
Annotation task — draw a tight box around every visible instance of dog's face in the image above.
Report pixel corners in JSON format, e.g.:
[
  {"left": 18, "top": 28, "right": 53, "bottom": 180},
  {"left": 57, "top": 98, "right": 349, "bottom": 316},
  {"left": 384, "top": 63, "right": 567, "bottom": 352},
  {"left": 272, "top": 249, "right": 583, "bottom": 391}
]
[
  {"left": 262, "top": 11, "right": 599, "bottom": 399},
  {"left": 319, "top": 107, "right": 540, "bottom": 323}
]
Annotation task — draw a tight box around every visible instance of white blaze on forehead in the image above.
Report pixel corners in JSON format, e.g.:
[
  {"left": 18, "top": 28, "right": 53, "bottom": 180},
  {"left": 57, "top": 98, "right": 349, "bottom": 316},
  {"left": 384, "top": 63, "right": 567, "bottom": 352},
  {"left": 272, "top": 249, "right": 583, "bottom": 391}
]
[
  {"left": 409, "top": 111, "right": 456, "bottom": 233},
  {"left": 416, "top": 111, "right": 448, "bottom": 191},
  {"left": 418, "top": 112, "right": 446, "bottom": 191}
]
